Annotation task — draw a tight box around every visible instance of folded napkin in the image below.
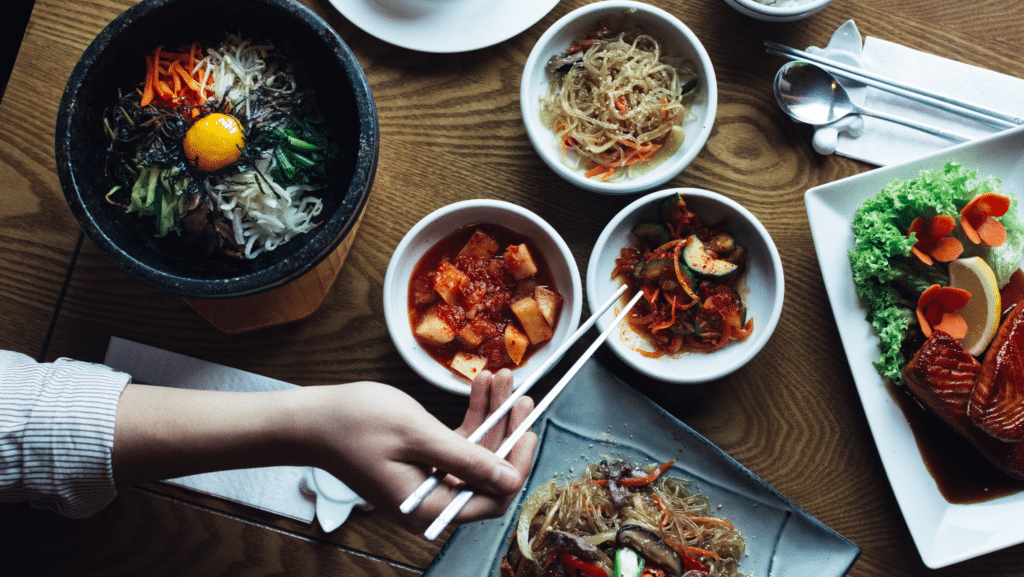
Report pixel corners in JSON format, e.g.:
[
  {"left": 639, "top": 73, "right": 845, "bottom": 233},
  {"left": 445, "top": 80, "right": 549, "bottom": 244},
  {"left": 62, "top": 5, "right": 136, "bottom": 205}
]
[
  {"left": 800, "top": 20, "right": 1024, "bottom": 166},
  {"left": 103, "top": 337, "right": 368, "bottom": 531}
]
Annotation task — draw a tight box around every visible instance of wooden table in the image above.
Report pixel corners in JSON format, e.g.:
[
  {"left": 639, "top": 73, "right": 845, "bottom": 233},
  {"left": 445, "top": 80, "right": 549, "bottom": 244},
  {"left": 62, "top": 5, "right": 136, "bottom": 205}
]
[{"left": 2, "top": 0, "right": 1024, "bottom": 574}]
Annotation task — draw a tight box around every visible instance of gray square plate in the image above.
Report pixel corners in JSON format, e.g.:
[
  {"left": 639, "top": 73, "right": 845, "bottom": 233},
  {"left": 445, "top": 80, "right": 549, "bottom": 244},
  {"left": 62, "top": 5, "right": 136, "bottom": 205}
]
[{"left": 424, "top": 359, "right": 860, "bottom": 575}]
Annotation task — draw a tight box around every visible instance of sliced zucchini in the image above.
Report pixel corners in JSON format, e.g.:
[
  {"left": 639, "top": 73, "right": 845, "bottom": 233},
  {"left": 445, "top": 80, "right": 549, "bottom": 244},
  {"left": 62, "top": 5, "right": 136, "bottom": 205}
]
[
  {"left": 705, "top": 232, "right": 736, "bottom": 253},
  {"left": 631, "top": 221, "right": 671, "bottom": 249},
  {"left": 683, "top": 235, "right": 738, "bottom": 278},
  {"left": 659, "top": 192, "right": 687, "bottom": 226},
  {"left": 634, "top": 258, "right": 696, "bottom": 298},
  {"left": 633, "top": 259, "right": 674, "bottom": 282}
]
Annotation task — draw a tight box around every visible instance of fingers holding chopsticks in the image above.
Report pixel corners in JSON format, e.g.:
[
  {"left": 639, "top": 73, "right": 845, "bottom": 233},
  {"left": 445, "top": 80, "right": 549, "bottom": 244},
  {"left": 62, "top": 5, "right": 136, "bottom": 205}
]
[
  {"left": 458, "top": 368, "right": 532, "bottom": 453},
  {"left": 404, "top": 369, "right": 537, "bottom": 530},
  {"left": 448, "top": 369, "right": 537, "bottom": 523}
]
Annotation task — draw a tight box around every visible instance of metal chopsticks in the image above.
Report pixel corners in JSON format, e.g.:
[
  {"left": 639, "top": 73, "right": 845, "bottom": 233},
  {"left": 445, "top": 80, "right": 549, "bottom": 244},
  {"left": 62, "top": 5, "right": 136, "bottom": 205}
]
[
  {"left": 421, "top": 290, "right": 645, "bottom": 540},
  {"left": 399, "top": 284, "right": 629, "bottom": 516},
  {"left": 765, "top": 40, "right": 1022, "bottom": 130}
]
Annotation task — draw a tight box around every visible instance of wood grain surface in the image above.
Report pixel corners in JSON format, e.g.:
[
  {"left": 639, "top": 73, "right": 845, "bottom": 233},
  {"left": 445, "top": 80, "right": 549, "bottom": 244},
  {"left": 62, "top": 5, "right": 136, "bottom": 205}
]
[{"left": 3, "top": 0, "right": 1024, "bottom": 575}]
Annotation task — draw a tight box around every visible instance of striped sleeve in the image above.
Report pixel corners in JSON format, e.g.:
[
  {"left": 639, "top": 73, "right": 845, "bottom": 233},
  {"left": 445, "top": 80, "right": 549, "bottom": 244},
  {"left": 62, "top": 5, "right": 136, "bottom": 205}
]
[{"left": 0, "top": 350, "right": 130, "bottom": 518}]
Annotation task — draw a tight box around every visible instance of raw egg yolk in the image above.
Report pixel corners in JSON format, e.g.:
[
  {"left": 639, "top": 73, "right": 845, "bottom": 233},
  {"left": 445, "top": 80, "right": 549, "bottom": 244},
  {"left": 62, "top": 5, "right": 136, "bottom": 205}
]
[{"left": 182, "top": 113, "right": 245, "bottom": 172}]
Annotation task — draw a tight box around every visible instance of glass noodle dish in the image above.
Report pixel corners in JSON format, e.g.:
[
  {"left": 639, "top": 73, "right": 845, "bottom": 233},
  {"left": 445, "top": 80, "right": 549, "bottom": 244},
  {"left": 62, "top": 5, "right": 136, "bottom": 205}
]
[
  {"left": 543, "top": 21, "right": 699, "bottom": 180},
  {"left": 502, "top": 460, "right": 745, "bottom": 577},
  {"left": 103, "top": 34, "right": 337, "bottom": 260}
]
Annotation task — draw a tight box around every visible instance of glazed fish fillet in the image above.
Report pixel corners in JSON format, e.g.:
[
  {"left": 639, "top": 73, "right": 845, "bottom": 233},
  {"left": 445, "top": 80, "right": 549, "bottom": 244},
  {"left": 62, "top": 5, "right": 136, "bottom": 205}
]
[
  {"left": 903, "top": 331, "right": 980, "bottom": 427},
  {"left": 903, "top": 330, "right": 1024, "bottom": 480},
  {"left": 969, "top": 304, "right": 1024, "bottom": 442}
]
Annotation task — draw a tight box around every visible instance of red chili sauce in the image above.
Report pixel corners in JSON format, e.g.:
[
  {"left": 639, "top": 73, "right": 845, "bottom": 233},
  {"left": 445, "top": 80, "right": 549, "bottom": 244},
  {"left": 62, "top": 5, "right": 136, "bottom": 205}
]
[
  {"left": 612, "top": 194, "right": 752, "bottom": 357},
  {"left": 408, "top": 224, "right": 563, "bottom": 379}
]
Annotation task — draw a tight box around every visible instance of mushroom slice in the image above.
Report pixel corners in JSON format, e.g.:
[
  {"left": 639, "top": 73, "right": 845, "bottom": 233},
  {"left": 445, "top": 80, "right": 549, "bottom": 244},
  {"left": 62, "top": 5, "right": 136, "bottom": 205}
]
[{"left": 616, "top": 524, "right": 684, "bottom": 577}]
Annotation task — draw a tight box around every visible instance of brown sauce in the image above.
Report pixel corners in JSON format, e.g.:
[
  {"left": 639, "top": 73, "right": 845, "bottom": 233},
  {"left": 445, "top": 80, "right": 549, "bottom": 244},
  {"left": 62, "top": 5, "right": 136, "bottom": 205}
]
[
  {"left": 890, "top": 385, "right": 1024, "bottom": 504},
  {"left": 888, "top": 268, "right": 1024, "bottom": 504}
]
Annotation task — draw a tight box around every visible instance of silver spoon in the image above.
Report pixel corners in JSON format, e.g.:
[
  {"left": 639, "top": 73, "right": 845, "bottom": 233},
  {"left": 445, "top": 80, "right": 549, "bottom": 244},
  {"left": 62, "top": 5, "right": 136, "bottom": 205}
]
[{"left": 773, "top": 61, "right": 970, "bottom": 142}]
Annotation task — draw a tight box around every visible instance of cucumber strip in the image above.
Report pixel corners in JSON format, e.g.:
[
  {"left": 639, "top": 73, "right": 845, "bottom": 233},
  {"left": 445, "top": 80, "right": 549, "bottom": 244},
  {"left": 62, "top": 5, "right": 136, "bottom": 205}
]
[
  {"left": 274, "top": 148, "right": 297, "bottom": 179},
  {"left": 614, "top": 547, "right": 644, "bottom": 577},
  {"left": 288, "top": 151, "right": 317, "bottom": 169},
  {"left": 286, "top": 135, "right": 321, "bottom": 152},
  {"left": 659, "top": 192, "right": 686, "bottom": 226},
  {"left": 634, "top": 258, "right": 675, "bottom": 281},
  {"left": 631, "top": 221, "right": 671, "bottom": 249},
  {"left": 683, "top": 235, "right": 739, "bottom": 278}
]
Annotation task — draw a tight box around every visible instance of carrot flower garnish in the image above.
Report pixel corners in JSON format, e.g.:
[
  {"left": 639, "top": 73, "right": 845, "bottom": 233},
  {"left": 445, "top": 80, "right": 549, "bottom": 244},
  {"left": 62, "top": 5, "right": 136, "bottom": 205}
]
[
  {"left": 907, "top": 215, "right": 963, "bottom": 265},
  {"left": 916, "top": 284, "right": 970, "bottom": 339},
  {"left": 960, "top": 192, "right": 1010, "bottom": 246}
]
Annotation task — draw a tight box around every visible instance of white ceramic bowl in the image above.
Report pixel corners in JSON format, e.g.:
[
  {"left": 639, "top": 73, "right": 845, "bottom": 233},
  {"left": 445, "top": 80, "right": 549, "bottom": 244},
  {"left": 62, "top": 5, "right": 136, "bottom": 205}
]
[
  {"left": 384, "top": 199, "right": 583, "bottom": 396},
  {"left": 586, "top": 188, "right": 784, "bottom": 383},
  {"left": 723, "top": 0, "right": 832, "bottom": 22},
  {"left": 520, "top": 0, "right": 717, "bottom": 195}
]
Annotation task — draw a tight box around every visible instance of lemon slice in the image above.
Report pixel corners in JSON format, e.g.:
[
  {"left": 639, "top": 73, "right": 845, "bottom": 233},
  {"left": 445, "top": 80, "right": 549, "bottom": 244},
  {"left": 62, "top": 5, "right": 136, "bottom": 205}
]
[{"left": 948, "top": 257, "right": 1001, "bottom": 356}]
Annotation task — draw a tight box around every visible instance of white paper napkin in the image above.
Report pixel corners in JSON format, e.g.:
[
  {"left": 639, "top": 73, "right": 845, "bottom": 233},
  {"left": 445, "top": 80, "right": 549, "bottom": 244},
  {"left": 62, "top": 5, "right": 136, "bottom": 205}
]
[
  {"left": 800, "top": 20, "right": 1024, "bottom": 166},
  {"left": 103, "top": 336, "right": 368, "bottom": 530}
]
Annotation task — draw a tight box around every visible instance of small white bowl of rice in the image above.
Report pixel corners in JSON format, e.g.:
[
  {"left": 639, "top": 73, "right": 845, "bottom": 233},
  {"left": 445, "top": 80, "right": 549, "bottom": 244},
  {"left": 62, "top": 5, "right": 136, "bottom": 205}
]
[
  {"left": 723, "top": 0, "right": 833, "bottom": 22},
  {"left": 520, "top": 0, "right": 716, "bottom": 195}
]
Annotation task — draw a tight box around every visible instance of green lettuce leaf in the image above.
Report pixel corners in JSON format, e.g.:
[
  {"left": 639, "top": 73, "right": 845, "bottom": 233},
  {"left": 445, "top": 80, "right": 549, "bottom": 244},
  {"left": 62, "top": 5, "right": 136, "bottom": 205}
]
[{"left": 848, "top": 160, "right": 1023, "bottom": 385}]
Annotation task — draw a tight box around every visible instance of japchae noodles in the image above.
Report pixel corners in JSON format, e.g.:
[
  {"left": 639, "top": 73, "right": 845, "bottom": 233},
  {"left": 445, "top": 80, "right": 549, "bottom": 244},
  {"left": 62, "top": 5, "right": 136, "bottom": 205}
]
[
  {"left": 502, "top": 460, "right": 745, "bottom": 577},
  {"left": 103, "top": 34, "right": 337, "bottom": 260},
  {"left": 543, "top": 22, "right": 698, "bottom": 180}
]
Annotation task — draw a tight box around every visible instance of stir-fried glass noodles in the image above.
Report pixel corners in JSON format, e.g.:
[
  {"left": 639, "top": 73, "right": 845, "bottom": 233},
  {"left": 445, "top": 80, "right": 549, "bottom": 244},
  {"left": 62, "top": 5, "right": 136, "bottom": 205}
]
[
  {"left": 502, "top": 461, "right": 746, "bottom": 577},
  {"left": 103, "top": 34, "right": 337, "bottom": 260},
  {"left": 543, "top": 23, "right": 699, "bottom": 180}
]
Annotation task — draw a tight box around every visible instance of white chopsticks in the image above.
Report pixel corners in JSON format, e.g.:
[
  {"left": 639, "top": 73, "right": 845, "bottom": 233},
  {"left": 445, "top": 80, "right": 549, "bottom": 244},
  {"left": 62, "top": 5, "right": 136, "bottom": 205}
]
[
  {"left": 765, "top": 40, "right": 1022, "bottom": 130},
  {"left": 399, "top": 284, "right": 630, "bottom": 516},
  {"left": 420, "top": 289, "right": 644, "bottom": 540}
]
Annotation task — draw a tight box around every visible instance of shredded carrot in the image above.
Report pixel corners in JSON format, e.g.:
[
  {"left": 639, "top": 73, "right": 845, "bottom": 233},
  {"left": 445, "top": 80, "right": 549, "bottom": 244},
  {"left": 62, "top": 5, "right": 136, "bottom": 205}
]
[
  {"left": 651, "top": 494, "right": 670, "bottom": 528},
  {"left": 593, "top": 460, "right": 675, "bottom": 487},
  {"left": 670, "top": 240, "right": 700, "bottom": 301},
  {"left": 687, "top": 515, "right": 735, "bottom": 530},
  {"left": 669, "top": 541, "right": 722, "bottom": 561},
  {"left": 584, "top": 139, "right": 663, "bottom": 179},
  {"left": 140, "top": 55, "right": 156, "bottom": 106},
  {"left": 650, "top": 294, "right": 678, "bottom": 331},
  {"left": 716, "top": 320, "right": 732, "bottom": 348},
  {"left": 137, "top": 44, "right": 213, "bottom": 118},
  {"left": 732, "top": 317, "right": 754, "bottom": 339},
  {"left": 615, "top": 95, "right": 628, "bottom": 115}
]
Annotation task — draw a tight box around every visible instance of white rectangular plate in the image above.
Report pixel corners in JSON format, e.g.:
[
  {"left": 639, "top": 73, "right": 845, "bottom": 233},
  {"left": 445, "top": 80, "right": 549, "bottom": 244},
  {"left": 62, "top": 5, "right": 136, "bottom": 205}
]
[{"left": 805, "top": 124, "right": 1024, "bottom": 568}]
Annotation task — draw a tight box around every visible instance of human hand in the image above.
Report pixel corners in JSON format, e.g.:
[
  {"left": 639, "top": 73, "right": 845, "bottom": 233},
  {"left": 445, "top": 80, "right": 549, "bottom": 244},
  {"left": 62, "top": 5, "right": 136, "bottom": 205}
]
[
  {"left": 113, "top": 369, "right": 536, "bottom": 535},
  {"left": 298, "top": 369, "right": 537, "bottom": 533}
]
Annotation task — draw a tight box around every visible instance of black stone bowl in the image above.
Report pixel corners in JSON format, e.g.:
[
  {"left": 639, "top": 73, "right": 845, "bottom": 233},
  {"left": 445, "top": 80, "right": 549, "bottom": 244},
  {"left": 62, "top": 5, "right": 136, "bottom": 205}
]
[{"left": 56, "top": 0, "right": 377, "bottom": 299}]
